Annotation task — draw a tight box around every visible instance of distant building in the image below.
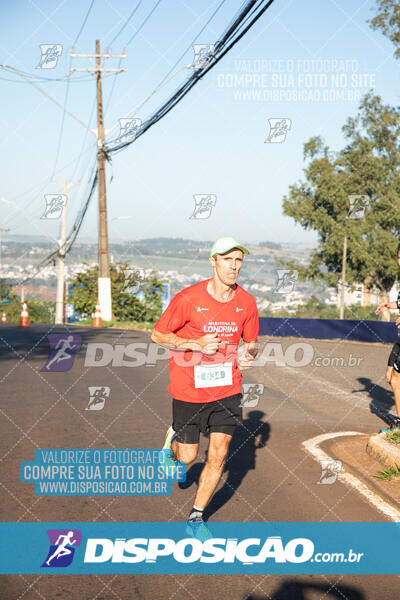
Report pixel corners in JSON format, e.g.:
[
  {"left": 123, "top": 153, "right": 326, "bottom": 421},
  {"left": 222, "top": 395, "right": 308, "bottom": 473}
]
[{"left": 331, "top": 281, "right": 400, "bottom": 308}]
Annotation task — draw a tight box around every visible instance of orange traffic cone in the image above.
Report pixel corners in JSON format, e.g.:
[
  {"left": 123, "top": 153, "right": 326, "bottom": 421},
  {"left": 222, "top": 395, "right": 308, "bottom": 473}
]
[
  {"left": 1, "top": 312, "right": 6, "bottom": 323},
  {"left": 92, "top": 302, "right": 102, "bottom": 328},
  {"left": 19, "top": 302, "right": 29, "bottom": 327}
]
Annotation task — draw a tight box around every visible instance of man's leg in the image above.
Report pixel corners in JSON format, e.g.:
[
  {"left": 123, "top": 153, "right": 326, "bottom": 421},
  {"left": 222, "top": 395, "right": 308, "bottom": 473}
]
[
  {"left": 192, "top": 432, "right": 231, "bottom": 510},
  {"left": 391, "top": 370, "right": 400, "bottom": 418},
  {"left": 172, "top": 440, "right": 198, "bottom": 466}
]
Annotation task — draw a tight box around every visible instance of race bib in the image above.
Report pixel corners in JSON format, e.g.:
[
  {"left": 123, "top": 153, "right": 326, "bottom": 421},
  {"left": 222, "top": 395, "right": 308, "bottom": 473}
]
[{"left": 194, "top": 362, "right": 233, "bottom": 388}]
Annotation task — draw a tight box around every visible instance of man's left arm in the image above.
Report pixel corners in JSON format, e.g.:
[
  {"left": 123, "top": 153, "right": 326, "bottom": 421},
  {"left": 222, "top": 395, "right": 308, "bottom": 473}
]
[{"left": 238, "top": 299, "right": 259, "bottom": 371}]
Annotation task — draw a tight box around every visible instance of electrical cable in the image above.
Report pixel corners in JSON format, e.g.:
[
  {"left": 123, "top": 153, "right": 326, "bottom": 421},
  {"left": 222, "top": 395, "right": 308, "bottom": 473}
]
[
  {"left": 51, "top": 0, "right": 96, "bottom": 178},
  {"left": 108, "top": 0, "right": 142, "bottom": 48},
  {"left": 125, "top": 0, "right": 163, "bottom": 46},
  {"left": 107, "top": 0, "right": 275, "bottom": 153}
]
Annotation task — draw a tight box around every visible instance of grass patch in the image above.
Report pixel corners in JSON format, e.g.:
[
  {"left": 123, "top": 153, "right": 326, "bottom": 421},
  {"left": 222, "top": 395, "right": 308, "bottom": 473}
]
[
  {"left": 385, "top": 430, "right": 400, "bottom": 445},
  {"left": 374, "top": 464, "right": 400, "bottom": 481},
  {"left": 73, "top": 319, "right": 153, "bottom": 331}
]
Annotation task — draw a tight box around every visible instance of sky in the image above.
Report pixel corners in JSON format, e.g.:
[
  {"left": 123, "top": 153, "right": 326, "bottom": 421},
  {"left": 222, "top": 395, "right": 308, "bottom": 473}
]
[{"left": 0, "top": 0, "right": 398, "bottom": 251}]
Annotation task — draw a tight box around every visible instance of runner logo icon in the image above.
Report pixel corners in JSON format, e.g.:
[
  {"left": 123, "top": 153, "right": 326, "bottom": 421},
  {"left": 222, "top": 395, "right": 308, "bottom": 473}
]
[
  {"left": 241, "top": 383, "right": 264, "bottom": 407},
  {"left": 42, "top": 334, "right": 82, "bottom": 372},
  {"left": 317, "top": 460, "right": 342, "bottom": 485},
  {"left": 86, "top": 386, "right": 110, "bottom": 410},
  {"left": 196, "top": 307, "right": 209, "bottom": 312},
  {"left": 42, "top": 529, "right": 82, "bottom": 567}
]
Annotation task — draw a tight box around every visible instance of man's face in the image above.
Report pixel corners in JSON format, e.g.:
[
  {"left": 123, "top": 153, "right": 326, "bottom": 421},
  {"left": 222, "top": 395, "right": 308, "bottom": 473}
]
[{"left": 209, "top": 249, "right": 244, "bottom": 285}]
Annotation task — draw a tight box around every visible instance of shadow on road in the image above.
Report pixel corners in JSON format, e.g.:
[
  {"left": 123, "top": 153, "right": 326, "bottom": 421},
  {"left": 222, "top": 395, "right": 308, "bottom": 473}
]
[
  {"left": 353, "top": 376, "right": 394, "bottom": 426},
  {"left": 0, "top": 324, "right": 147, "bottom": 362},
  {"left": 179, "top": 410, "right": 270, "bottom": 520},
  {"left": 245, "top": 579, "right": 365, "bottom": 600}
]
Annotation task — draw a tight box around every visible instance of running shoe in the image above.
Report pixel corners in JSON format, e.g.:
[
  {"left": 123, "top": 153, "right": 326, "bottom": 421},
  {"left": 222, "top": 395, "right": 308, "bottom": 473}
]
[
  {"left": 159, "top": 426, "right": 178, "bottom": 477},
  {"left": 380, "top": 418, "right": 400, "bottom": 433},
  {"left": 185, "top": 516, "right": 213, "bottom": 541},
  {"left": 162, "top": 426, "right": 176, "bottom": 450}
]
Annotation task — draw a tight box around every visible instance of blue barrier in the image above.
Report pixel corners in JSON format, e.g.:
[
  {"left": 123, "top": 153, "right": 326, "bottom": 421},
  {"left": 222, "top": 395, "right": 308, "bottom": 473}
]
[{"left": 259, "top": 317, "right": 398, "bottom": 344}]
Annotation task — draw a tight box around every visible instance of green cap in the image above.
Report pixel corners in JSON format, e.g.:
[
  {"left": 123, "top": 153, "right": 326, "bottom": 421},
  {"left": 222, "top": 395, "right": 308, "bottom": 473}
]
[{"left": 210, "top": 237, "right": 249, "bottom": 257}]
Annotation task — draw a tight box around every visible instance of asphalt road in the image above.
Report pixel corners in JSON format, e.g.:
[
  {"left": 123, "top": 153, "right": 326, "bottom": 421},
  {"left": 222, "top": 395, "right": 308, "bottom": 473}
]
[{"left": 0, "top": 324, "right": 399, "bottom": 599}]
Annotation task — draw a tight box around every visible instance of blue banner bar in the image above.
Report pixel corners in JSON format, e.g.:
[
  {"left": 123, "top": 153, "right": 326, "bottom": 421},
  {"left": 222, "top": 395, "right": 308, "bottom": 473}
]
[
  {"left": 0, "top": 522, "right": 399, "bottom": 574},
  {"left": 259, "top": 317, "right": 398, "bottom": 343}
]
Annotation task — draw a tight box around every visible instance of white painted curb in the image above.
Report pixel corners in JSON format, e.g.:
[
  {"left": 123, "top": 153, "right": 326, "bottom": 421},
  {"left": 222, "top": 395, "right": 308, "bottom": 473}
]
[{"left": 302, "top": 431, "right": 400, "bottom": 522}]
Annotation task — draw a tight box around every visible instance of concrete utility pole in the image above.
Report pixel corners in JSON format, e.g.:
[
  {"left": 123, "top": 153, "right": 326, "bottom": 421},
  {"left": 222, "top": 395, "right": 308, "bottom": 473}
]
[
  {"left": 70, "top": 42, "right": 126, "bottom": 321},
  {"left": 51, "top": 180, "right": 79, "bottom": 324},
  {"left": 0, "top": 228, "right": 10, "bottom": 276},
  {"left": 339, "top": 234, "right": 347, "bottom": 320}
]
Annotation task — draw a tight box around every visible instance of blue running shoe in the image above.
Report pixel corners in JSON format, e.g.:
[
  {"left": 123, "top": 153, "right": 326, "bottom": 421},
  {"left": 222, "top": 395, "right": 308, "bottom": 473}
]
[
  {"left": 380, "top": 418, "right": 400, "bottom": 433},
  {"left": 185, "top": 516, "right": 212, "bottom": 541}
]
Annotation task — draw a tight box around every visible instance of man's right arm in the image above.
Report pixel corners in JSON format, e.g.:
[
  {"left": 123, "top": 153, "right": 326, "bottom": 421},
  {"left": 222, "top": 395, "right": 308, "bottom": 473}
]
[{"left": 151, "top": 329, "right": 220, "bottom": 355}]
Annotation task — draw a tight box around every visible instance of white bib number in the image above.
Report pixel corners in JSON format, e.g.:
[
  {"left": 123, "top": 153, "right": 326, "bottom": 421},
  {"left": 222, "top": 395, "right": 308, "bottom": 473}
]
[{"left": 194, "top": 362, "right": 233, "bottom": 388}]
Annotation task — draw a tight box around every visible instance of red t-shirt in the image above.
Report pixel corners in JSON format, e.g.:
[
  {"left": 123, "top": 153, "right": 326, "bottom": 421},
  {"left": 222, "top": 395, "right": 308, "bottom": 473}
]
[{"left": 154, "top": 279, "right": 259, "bottom": 403}]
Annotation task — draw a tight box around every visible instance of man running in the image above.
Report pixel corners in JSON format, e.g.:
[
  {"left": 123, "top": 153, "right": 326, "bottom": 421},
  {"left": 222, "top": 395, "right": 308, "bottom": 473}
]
[
  {"left": 151, "top": 237, "right": 259, "bottom": 530},
  {"left": 376, "top": 242, "right": 400, "bottom": 430}
]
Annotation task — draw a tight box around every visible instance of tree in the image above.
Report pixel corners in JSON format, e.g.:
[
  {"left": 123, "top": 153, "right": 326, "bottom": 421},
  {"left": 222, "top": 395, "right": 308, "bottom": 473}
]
[
  {"left": 370, "top": 0, "right": 400, "bottom": 58},
  {"left": 69, "top": 261, "right": 165, "bottom": 322},
  {"left": 0, "top": 280, "right": 54, "bottom": 322},
  {"left": 282, "top": 93, "right": 400, "bottom": 320}
]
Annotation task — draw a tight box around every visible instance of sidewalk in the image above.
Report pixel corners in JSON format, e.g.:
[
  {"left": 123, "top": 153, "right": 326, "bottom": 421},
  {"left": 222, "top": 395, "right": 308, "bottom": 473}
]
[
  {"left": 321, "top": 433, "right": 400, "bottom": 511},
  {"left": 366, "top": 431, "right": 400, "bottom": 469}
]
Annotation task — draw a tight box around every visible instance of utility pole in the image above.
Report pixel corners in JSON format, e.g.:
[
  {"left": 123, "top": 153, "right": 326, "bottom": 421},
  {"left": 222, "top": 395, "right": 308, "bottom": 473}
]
[
  {"left": 70, "top": 42, "right": 126, "bottom": 322},
  {"left": 51, "top": 180, "right": 79, "bottom": 324},
  {"left": 339, "top": 234, "right": 347, "bottom": 320},
  {"left": 0, "top": 228, "right": 10, "bottom": 277}
]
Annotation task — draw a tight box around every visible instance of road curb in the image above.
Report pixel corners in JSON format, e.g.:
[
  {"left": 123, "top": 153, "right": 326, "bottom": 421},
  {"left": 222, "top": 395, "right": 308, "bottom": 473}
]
[{"left": 366, "top": 433, "right": 400, "bottom": 468}]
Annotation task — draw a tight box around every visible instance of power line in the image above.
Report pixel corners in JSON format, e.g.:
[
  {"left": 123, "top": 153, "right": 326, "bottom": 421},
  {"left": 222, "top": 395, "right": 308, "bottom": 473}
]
[
  {"left": 14, "top": 0, "right": 277, "bottom": 283},
  {"left": 51, "top": 0, "right": 96, "bottom": 178},
  {"left": 160, "top": 0, "right": 228, "bottom": 84},
  {"left": 73, "top": 0, "right": 95, "bottom": 46},
  {"left": 105, "top": 0, "right": 229, "bottom": 129},
  {"left": 0, "top": 64, "right": 94, "bottom": 133},
  {"left": 125, "top": 0, "right": 163, "bottom": 46},
  {"left": 104, "top": 1, "right": 143, "bottom": 115},
  {"left": 108, "top": 0, "right": 142, "bottom": 47},
  {"left": 107, "top": 0, "right": 276, "bottom": 153}
]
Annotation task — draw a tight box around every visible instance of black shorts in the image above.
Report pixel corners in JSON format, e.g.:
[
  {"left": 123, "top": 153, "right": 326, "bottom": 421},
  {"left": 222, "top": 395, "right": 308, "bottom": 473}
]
[
  {"left": 388, "top": 339, "right": 400, "bottom": 373},
  {"left": 172, "top": 393, "right": 243, "bottom": 444}
]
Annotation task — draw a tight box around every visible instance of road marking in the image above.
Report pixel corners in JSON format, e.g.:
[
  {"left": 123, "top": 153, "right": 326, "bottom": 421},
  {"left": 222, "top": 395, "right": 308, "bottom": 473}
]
[
  {"left": 286, "top": 366, "right": 364, "bottom": 402},
  {"left": 302, "top": 431, "right": 400, "bottom": 522}
]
